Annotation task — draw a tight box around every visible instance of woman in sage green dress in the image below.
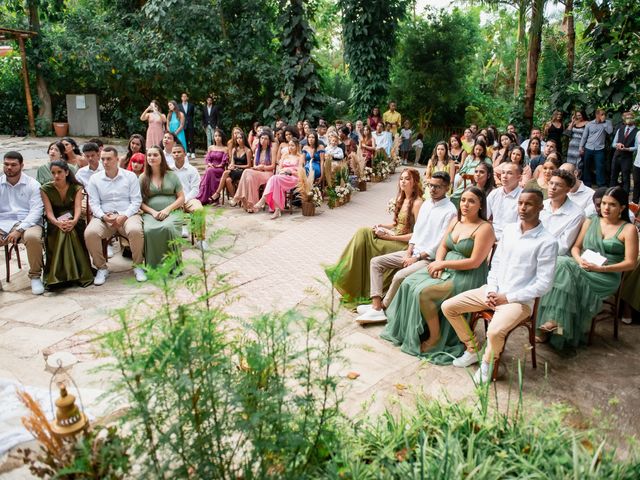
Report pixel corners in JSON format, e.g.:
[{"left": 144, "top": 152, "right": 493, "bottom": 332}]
[
  {"left": 140, "top": 146, "right": 185, "bottom": 268},
  {"left": 37, "top": 141, "right": 77, "bottom": 185},
  {"left": 450, "top": 141, "right": 491, "bottom": 207},
  {"left": 40, "top": 161, "right": 94, "bottom": 288},
  {"left": 381, "top": 187, "right": 495, "bottom": 362},
  {"left": 329, "top": 168, "right": 424, "bottom": 303},
  {"left": 536, "top": 187, "right": 638, "bottom": 349}
]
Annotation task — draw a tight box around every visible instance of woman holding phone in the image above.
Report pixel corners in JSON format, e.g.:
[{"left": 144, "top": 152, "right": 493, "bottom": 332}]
[{"left": 140, "top": 100, "right": 166, "bottom": 149}]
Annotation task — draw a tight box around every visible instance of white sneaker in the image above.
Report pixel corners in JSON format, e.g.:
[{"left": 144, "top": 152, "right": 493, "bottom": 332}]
[
  {"left": 133, "top": 267, "right": 147, "bottom": 282},
  {"left": 94, "top": 268, "right": 109, "bottom": 286},
  {"left": 452, "top": 350, "right": 479, "bottom": 368},
  {"left": 181, "top": 226, "right": 190, "bottom": 238},
  {"left": 107, "top": 244, "right": 114, "bottom": 259},
  {"left": 356, "top": 308, "right": 387, "bottom": 324},
  {"left": 621, "top": 317, "right": 632, "bottom": 325},
  {"left": 31, "top": 278, "right": 45, "bottom": 295},
  {"left": 473, "top": 362, "right": 491, "bottom": 383},
  {"left": 195, "top": 240, "right": 208, "bottom": 250},
  {"left": 356, "top": 304, "right": 373, "bottom": 315}
]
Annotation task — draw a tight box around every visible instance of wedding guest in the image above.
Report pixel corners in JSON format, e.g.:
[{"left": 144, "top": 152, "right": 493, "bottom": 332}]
[
  {"left": 85, "top": 146, "right": 146, "bottom": 285},
  {"left": 507, "top": 123, "right": 522, "bottom": 144},
  {"left": 354, "top": 120, "right": 364, "bottom": 140},
  {"left": 360, "top": 125, "right": 376, "bottom": 167},
  {"left": 178, "top": 93, "right": 196, "bottom": 158},
  {"left": 383, "top": 101, "right": 402, "bottom": 135},
  {"left": 331, "top": 169, "right": 424, "bottom": 303},
  {"left": 212, "top": 128, "right": 253, "bottom": 202},
  {"left": 317, "top": 121, "right": 329, "bottom": 146},
  {"left": 560, "top": 162, "right": 595, "bottom": 213},
  {"left": 303, "top": 130, "right": 325, "bottom": 182},
  {"left": 372, "top": 122, "right": 391, "bottom": 156},
  {"left": 202, "top": 95, "right": 220, "bottom": 149},
  {"left": 525, "top": 154, "right": 561, "bottom": 199},
  {"left": 162, "top": 132, "right": 178, "bottom": 169},
  {"left": 128, "top": 153, "right": 146, "bottom": 177},
  {"left": 88, "top": 138, "right": 104, "bottom": 151},
  {"left": 412, "top": 133, "right": 424, "bottom": 165},
  {"left": 492, "top": 133, "right": 514, "bottom": 167},
  {"left": 486, "top": 162, "right": 522, "bottom": 240},
  {"left": 473, "top": 162, "right": 496, "bottom": 197},
  {"left": 141, "top": 100, "right": 166, "bottom": 149},
  {"left": 442, "top": 189, "right": 558, "bottom": 382},
  {"left": 0, "top": 151, "right": 45, "bottom": 294},
  {"left": 505, "top": 146, "right": 531, "bottom": 186},
  {"left": 140, "top": 146, "right": 185, "bottom": 268},
  {"left": 381, "top": 187, "right": 495, "bottom": 360},
  {"left": 526, "top": 136, "right": 543, "bottom": 167},
  {"left": 461, "top": 128, "right": 475, "bottom": 154},
  {"left": 530, "top": 138, "right": 558, "bottom": 174},
  {"left": 248, "top": 121, "right": 260, "bottom": 148},
  {"left": 40, "top": 161, "right": 93, "bottom": 288},
  {"left": 540, "top": 169, "right": 585, "bottom": 255},
  {"left": 520, "top": 127, "right": 546, "bottom": 152},
  {"left": 252, "top": 138, "right": 304, "bottom": 219},
  {"left": 543, "top": 110, "right": 565, "bottom": 147},
  {"left": 196, "top": 128, "right": 228, "bottom": 205},
  {"left": 61, "top": 137, "right": 83, "bottom": 168},
  {"left": 171, "top": 143, "right": 206, "bottom": 248},
  {"left": 399, "top": 120, "right": 412, "bottom": 165},
  {"left": 536, "top": 187, "right": 638, "bottom": 348},
  {"left": 231, "top": 130, "right": 277, "bottom": 211},
  {"left": 564, "top": 110, "right": 588, "bottom": 167},
  {"left": 167, "top": 100, "right": 187, "bottom": 155},
  {"left": 367, "top": 106, "right": 382, "bottom": 131},
  {"left": 76, "top": 142, "right": 103, "bottom": 187},
  {"left": 425, "top": 141, "right": 454, "bottom": 185},
  {"left": 119, "top": 134, "right": 146, "bottom": 169},
  {"left": 356, "top": 172, "right": 457, "bottom": 323},
  {"left": 579, "top": 108, "right": 613, "bottom": 187},
  {"left": 609, "top": 111, "right": 637, "bottom": 194},
  {"left": 451, "top": 141, "right": 492, "bottom": 207},
  {"left": 449, "top": 134, "right": 466, "bottom": 165},
  {"left": 37, "top": 142, "right": 73, "bottom": 185}
]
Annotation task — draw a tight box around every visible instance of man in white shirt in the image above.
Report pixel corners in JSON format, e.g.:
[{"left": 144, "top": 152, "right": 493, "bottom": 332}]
[
  {"left": 486, "top": 162, "right": 522, "bottom": 240},
  {"left": 0, "top": 151, "right": 45, "bottom": 294},
  {"left": 442, "top": 189, "right": 558, "bottom": 382},
  {"left": 356, "top": 171, "right": 457, "bottom": 323},
  {"left": 372, "top": 122, "right": 391, "bottom": 157},
  {"left": 540, "top": 169, "right": 585, "bottom": 255},
  {"left": 560, "top": 162, "right": 594, "bottom": 213},
  {"left": 85, "top": 146, "right": 146, "bottom": 285},
  {"left": 171, "top": 143, "right": 207, "bottom": 248},
  {"left": 520, "top": 127, "right": 546, "bottom": 152},
  {"left": 75, "top": 142, "right": 103, "bottom": 187}
]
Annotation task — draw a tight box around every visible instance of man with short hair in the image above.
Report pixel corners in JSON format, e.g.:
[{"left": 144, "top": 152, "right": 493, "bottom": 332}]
[
  {"left": 356, "top": 172, "right": 457, "bottom": 323},
  {"left": 0, "top": 151, "right": 45, "bottom": 294},
  {"left": 88, "top": 138, "right": 104, "bottom": 152},
  {"left": 442, "top": 189, "right": 558, "bottom": 383},
  {"left": 609, "top": 111, "right": 637, "bottom": 194},
  {"left": 486, "top": 162, "right": 523, "bottom": 240},
  {"left": 172, "top": 143, "right": 207, "bottom": 249},
  {"left": 540, "top": 169, "right": 585, "bottom": 255},
  {"left": 202, "top": 95, "right": 220, "bottom": 149},
  {"left": 579, "top": 108, "right": 613, "bottom": 187},
  {"left": 372, "top": 122, "right": 391, "bottom": 157},
  {"left": 179, "top": 92, "right": 196, "bottom": 158},
  {"left": 507, "top": 124, "right": 522, "bottom": 144},
  {"left": 382, "top": 101, "right": 401, "bottom": 135},
  {"left": 520, "top": 127, "right": 546, "bottom": 152},
  {"left": 76, "top": 142, "right": 103, "bottom": 187},
  {"left": 530, "top": 138, "right": 557, "bottom": 173},
  {"left": 317, "top": 122, "right": 328, "bottom": 146},
  {"left": 85, "top": 146, "right": 146, "bottom": 285},
  {"left": 560, "top": 162, "right": 595, "bottom": 213}
]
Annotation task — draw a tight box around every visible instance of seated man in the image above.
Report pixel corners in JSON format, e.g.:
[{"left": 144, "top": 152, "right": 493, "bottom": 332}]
[
  {"left": 0, "top": 151, "right": 45, "bottom": 294},
  {"left": 540, "top": 169, "right": 585, "bottom": 255},
  {"left": 171, "top": 142, "right": 207, "bottom": 249},
  {"left": 372, "top": 122, "right": 391, "bottom": 157},
  {"left": 85, "top": 146, "right": 146, "bottom": 285},
  {"left": 442, "top": 189, "right": 558, "bottom": 382},
  {"left": 357, "top": 171, "right": 457, "bottom": 323},
  {"left": 75, "top": 142, "right": 103, "bottom": 187},
  {"left": 486, "top": 162, "right": 522, "bottom": 240},
  {"left": 560, "top": 162, "right": 594, "bottom": 213}
]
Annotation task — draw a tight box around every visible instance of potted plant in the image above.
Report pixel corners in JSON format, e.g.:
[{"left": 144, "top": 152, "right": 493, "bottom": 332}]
[
  {"left": 52, "top": 103, "right": 69, "bottom": 137},
  {"left": 297, "top": 167, "right": 318, "bottom": 216}
]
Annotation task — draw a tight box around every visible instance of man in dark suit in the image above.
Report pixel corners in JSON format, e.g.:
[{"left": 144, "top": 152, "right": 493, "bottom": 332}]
[
  {"left": 202, "top": 94, "right": 220, "bottom": 149},
  {"left": 609, "top": 111, "right": 637, "bottom": 194},
  {"left": 179, "top": 93, "right": 196, "bottom": 158}
]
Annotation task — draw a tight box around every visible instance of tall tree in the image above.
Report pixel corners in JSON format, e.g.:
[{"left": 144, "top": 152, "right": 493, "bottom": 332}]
[
  {"left": 523, "top": 0, "right": 546, "bottom": 130},
  {"left": 562, "top": 0, "right": 575, "bottom": 75}
]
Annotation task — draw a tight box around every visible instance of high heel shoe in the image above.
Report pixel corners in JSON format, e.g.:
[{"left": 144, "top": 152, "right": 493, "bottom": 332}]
[
  {"left": 229, "top": 198, "right": 238, "bottom": 207},
  {"left": 270, "top": 208, "right": 282, "bottom": 220}
]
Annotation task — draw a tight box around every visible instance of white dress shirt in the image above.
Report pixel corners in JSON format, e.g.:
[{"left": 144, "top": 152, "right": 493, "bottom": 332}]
[
  {"left": 486, "top": 185, "right": 522, "bottom": 240},
  {"left": 567, "top": 181, "right": 595, "bottom": 213},
  {"left": 164, "top": 151, "right": 176, "bottom": 170},
  {"left": 410, "top": 197, "right": 458, "bottom": 259},
  {"left": 173, "top": 162, "right": 201, "bottom": 202},
  {"left": 86, "top": 168, "right": 142, "bottom": 220},
  {"left": 75, "top": 163, "right": 104, "bottom": 187},
  {"left": 0, "top": 173, "right": 43, "bottom": 233},
  {"left": 486, "top": 221, "right": 558, "bottom": 308},
  {"left": 372, "top": 132, "right": 391, "bottom": 156},
  {"left": 540, "top": 197, "right": 585, "bottom": 255}
]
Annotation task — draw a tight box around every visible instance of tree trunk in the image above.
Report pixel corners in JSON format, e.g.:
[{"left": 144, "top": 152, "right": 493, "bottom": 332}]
[
  {"left": 513, "top": 1, "right": 527, "bottom": 98},
  {"left": 523, "top": 0, "right": 545, "bottom": 131},
  {"left": 564, "top": 0, "right": 575, "bottom": 76},
  {"left": 27, "top": 0, "right": 53, "bottom": 124}
]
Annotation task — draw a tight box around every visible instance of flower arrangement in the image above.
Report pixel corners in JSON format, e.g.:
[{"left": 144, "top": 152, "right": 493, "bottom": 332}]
[
  {"left": 297, "top": 166, "right": 315, "bottom": 203},
  {"left": 335, "top": 184, "right": 352, "bottom": 199},
  {"left": 351, "top": 144, "right": 367, "bottom": 181},
  {"left": 311, "top": 186, "right": 323, "bottom": 207},
  {"left": 387, "top": 197, "right": 397, "bottom": 215},
  {"left": 390, "top": 134, "right": 402, "bottom": 167},
  {"left": 372, "top": 150, "right": 390, "bottom": 179}
]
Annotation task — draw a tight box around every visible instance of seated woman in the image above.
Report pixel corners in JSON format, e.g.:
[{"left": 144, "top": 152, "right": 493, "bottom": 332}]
[
  {"left": 324, "top": 133, "right": 346, "bottom": 182},
  {"left": 140, "top": 146, "right": 185, "bottom": 268},
  {"left": 330, "top": 168, "right": 424, "bottom": 303},
  {"left": 37, "top": 141, "right": 76, "bottom": 184},
  {"left": 128, "top": 152, "right": 146, "bottom": 177},
  {"left": 253, "top": 138, "right": 304, "bottom": 219},
  {"left": 381, "top": 186, "right": 495, "bottom": 359},
  {"left": 425, "top": 141, "right": 455, "bottom": 194},
  {"left": 303, "top": 130, "right": 325, "bottom": 183},
  {"left": 40, "top": 161, "right": 94, "bottom": 289},
  {"left": 451, "top": 140, "right": 492, "bottom": 207},
  {"left": 120, "top": 134, "right": 146, "bottom": 169},
  {"left": 491, "top": 133, "right": 514, "bottom": 168},
  {"left": 196, "top": 128, "right": 228, "bottom": 205},
  {"left": 360, "top": 125, "right": 376, "bottom": 167},
  {"left": 212, "top": 128, "right": 253, "bottom": 202},
  {"left": 500, "top": 146, "right": 531, "bottom": 187},
  {"left": 525, "top": 154, "right": 560, "bottom": 199},
  {"left": 231, "top": 130, "right": 277, "bottom": 211},
  {"left": 526, "top": 136, "right": 543, "bottom": 169},
  {"left": 61, "top": 137, "right": 84, "bottom": 168},
  {"left": 473, "top": 161, "right": 496, "bottom": 197},
  {"left": 536, "top": 187, "right": 638, "bottom": 349},
  {"left": 448, "top": 134, "right": 466, "bottom": 166}
]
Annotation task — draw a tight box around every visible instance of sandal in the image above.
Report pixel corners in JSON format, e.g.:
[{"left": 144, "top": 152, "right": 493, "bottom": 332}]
[
  {"left": 210, "top": 193, "right": 220, "bottom": 203},
  {"left": 420, "top": 337, "right": 441, "bottom": 353},
  {"left": 539, "top": 322, "right": 558, "bottom": 333},
  {"left": 535, "top": 331, "right": 551, "bottom": 343}
]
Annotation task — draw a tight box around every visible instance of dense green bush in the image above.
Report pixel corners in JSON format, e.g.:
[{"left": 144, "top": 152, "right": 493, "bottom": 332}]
[{"left": 0, "top": 54, "right": 31, "bottom": 136}]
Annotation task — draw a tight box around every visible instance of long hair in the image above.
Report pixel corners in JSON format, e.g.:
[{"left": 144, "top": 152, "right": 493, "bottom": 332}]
[
  {"left": 49, "top": 160, "right": 83, "bottom": 187},
  {"left": 227, "top": 126, "right": 244, "bottom": 150},
  {"left": 527, "top": 136, "right": 542, "bottom": 157},
  {"left": 255, "top": 133, "right": 273, "bottom": 166},
  {"left": 48, "top": 141, "right": 67, "bottom": 161},
  {"left": 459, "top": 186, "right": 488, "bottom": 221},
  {"left": 603, "top": 186, "right": 631, "bottom": 223},
  {"left": 62, "top": 137, "right": 81, "bottom": 156},
  {"left": 167, "top": 100, "right": 181, "bottom": 123},
  {"left": 393, "top": 168, "right": 423, "bottom": 230},
  {"left": 140, "top": 146, "right": 169, "bottom": 201},
  {"left": 475, "top": 162, "right": 496, "bottom": 196},
  {"left": 212, "top": 128, "right": 226, "bottom": 146},
  {"left": 472, "top": 140, "right": 487, "bottom": 161},
  {"left": 509, "top": 146, "right": 526, "bottom": 166},
  {"left": 125, "top": 134, "right": 146, "bottom": 164},
  {"left": 428, "top": 141, "right": 450, "bottom": 170}
]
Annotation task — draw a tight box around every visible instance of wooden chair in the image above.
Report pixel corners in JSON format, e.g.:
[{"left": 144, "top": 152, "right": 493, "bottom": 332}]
[
  {"left": 3, "top": 243, "right": 22, "bottom": 283},
  {"left": 470, "top": 297, "right": 540, "bottom": 381},
  {"left": 461, "top": 173, "right": 475, "bottom": 189}
]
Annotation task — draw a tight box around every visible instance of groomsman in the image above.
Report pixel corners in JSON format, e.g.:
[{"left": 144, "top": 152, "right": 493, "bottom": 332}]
[
  {"left": 202, "top": 95, "right": 220, "bottom": 149},
  {"left": 179, "top": 93, "right": 196, "bottom": 158}
]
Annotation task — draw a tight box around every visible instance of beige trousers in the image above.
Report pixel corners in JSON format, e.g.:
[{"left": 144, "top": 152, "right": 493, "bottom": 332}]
[
  {"left": 85, "top": 215, "right": 144, "bottom": 269},
  {"left": 23, "top": 225, "right": 44, "bottom": 278},
  {"left": 184, "top": 199, "right": 205, "bottom": 239},
  {"left": 441, "top": 286, "right": 531, "bottom": 363},
  {"left": 370, "top": 250, "right": 428, "bottom": 307}
]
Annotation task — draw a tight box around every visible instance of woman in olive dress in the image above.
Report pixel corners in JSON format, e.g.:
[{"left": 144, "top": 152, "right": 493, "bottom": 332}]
[
  {"left": 140, "top": 146, "right": 185, "bottom": 268},
  {"left": 40, "top": 161, "right": 94, "bottom": 288},
  {"left": 381, "top": 187, "right": 495, "bottom": 362}
]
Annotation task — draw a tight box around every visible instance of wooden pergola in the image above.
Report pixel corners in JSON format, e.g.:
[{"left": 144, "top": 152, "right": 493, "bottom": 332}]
[{"left": 0, "top": 27, "right": 37, "bottom": 136}]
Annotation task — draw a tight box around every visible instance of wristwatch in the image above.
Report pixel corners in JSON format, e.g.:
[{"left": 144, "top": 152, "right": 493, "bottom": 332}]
[{"left": 16, "top": 227, "right": 25, "bottom": 234}]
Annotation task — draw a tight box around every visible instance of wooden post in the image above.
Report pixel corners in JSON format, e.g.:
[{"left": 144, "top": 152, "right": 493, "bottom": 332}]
[{"left": 17, "top": 35, "right": 36, "bottom": 137}]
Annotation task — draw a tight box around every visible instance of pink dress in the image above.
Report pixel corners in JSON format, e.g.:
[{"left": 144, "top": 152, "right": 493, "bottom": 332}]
[
  {"left": 196, "top": 150, "right": 228, "bottom": 205},
  {"left": 146, "top": 113, "right": 165, "bottom": 148},
  {"left": 234, "top": 147, "right": 274, "bottom": 209},
  {"left": 264, "top": 157, "right": 300, "bottom": 210}
]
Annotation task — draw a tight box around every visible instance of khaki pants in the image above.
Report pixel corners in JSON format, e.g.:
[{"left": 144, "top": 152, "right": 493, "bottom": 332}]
[
  {"left": 370, "top": 250, "right": 428, "bottom": 307},
  {"left": 184, "top": 199, "right": 205, "bottom": 240},
  {"left": 85, "top": 215, "right": 144, "bottom": 269},
  {"left": 23, "top": 225, "right": 44, "bottom": 279},
  {"left": 441, "top": 286, "right": 531, "bottom": 363}
]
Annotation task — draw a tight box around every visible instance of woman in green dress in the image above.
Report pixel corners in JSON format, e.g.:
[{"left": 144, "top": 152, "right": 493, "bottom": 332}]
[
  {"left": 450, "top": 141, "right": 492, "bottom": 207},
  {"left": 536, "top": 187, "right": 638, "bottom": 349},
  {"left": 140, "top": 146, "right": 185, "bottom": 268},
  {"left": 40, "top": 161, "right": 94, "bottom": 288},
  {"left": 381, "top": 187, "right": 495, "bottom": 362},
  {"left": 37, "top": 141, "right": 78, "bottom": 185},
  {"left": 524, "top": 154, "right": 560, "bottom": 200},
  {"left": 329, "top": 168, "right": 424, "bottom": 303}
]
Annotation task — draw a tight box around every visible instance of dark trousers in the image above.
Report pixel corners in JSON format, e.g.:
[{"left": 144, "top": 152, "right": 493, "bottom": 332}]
[
  {"left": 633, "top": 166, "right": 640, "bottom": 203},
  {"left": 583, "top": 148, "right": 606, "bottom": 187},
  {"left": 185, "top": 127, "right": 195, "bottom": 154},
  {"left": 610, "top": 153, "right": 633, "bottom": 195}
]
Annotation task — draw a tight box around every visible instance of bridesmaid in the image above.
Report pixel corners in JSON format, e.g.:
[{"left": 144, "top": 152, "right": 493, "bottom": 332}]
[
  {"left": 253, "top": 138, "right": 304, "bottom": 219},
  {"left": 329, "top": 169, "right": 423, "bottom": 303},
  {"left": 140, "top": 100, "right": 166, "bottom": 149},
  {"left": 196, "top": 128, "right": 228, "bottom": 205},
  {"left": 536, "top": 187, "right": 638, "bottom": 349},
  {"left": 381, "top": 187, "right": 494, "bottom": 360},
  {"left": 40, "top": 161, "right": 94, "bottom": 288},
  {"left": 139, "top": 146, "right": 185, "bottom": 268},
  {"left": 231, "top": 130, "right": 277, "bottom": 211},
  {"left": 166, "top": 100, "right": 187, "bottom": 150}
]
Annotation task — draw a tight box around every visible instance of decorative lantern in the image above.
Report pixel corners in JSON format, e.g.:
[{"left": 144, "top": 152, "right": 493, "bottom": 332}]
[{"left": 46, "top": 352, "right": 89, "bottom": 437}]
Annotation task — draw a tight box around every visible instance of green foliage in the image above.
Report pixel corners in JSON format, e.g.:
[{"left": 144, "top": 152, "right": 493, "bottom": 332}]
[
  {"left": 0, "top": 55, "right": 30, "bottom": 135},
  {"left": 340, "top": 0, "right": 410, "bottom": 117}
]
